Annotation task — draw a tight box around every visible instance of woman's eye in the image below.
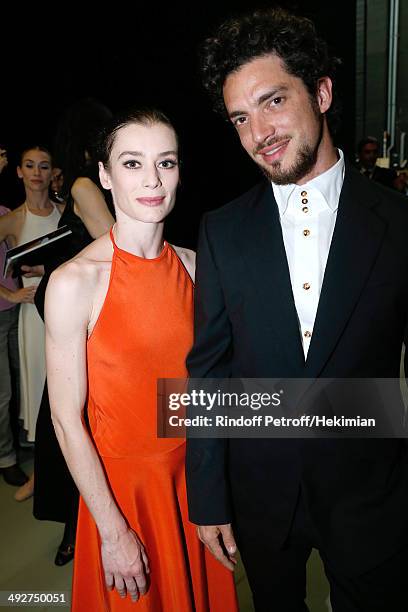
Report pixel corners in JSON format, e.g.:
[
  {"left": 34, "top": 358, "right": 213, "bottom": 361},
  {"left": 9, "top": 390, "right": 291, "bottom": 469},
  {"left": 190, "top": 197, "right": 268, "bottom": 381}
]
[
  {"left": 158, "top": 159, "right": 177, "bottom": 169},
  {"left": 124, "top": 160, "right": 140, "bottom": 169}
]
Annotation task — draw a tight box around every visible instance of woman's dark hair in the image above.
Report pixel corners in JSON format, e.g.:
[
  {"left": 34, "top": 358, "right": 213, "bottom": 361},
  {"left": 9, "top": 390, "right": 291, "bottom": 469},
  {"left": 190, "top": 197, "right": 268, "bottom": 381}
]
[
  {"left": 200, "top": 7, "right": 342, "bottom": 134},
  {"left": 53, "top": 97, "right": 112, "bottom": 199},
  {"left": 19, "top": 145, "right": 53, "bottom": 166},
  {"left": 98, "top": 107, "right": 178, "bottom": 169}
]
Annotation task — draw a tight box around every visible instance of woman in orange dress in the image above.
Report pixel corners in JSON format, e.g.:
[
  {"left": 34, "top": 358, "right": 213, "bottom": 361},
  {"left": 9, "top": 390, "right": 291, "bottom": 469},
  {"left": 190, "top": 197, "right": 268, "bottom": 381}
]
[{"left": 45, "top": 108, "right": 238, "bottom": 611}]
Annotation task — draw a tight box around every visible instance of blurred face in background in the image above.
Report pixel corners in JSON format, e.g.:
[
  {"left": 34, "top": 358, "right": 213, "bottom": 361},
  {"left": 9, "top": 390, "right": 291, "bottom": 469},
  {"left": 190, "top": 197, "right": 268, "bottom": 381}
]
[
  {"left": 0, "top": 146, "right": 8, "bottom": 174},
  {"left": 17, "top": 148, "right": 53, "bottom": 193},
  {"left": 51, "top": 167, "right": 64, "bottom": 193},
  {"left": 393, "top": 171, "right": 408, "bottom": 193},
  {"left": 359, "top": 143, "right": 379, "bottom": 170}
]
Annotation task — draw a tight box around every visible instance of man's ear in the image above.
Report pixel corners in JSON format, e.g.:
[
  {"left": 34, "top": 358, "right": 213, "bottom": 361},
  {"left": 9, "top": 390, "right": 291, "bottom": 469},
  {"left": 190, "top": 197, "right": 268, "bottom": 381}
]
[
  {"left": 316, "top": 76, "right": 333, "bottom": 114},
  {"left": 16, "top": 166, "right": 23, "bottom": 179},
  {"left": 98, "top": 162, "right": 112, "bottom": 190}
]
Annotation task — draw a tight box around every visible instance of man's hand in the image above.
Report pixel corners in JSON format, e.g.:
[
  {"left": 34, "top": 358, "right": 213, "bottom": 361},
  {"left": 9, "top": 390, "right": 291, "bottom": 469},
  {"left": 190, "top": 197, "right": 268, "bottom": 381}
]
[
  {"left": 21, "top": 265, "right": 44, "bottom": 278},
  {"left": 101, "top": 528, "right": 150, "bottom": 603},
  {"left": 6, "top": 286, "right": 37, "bottom": 304},
  {"left": 197, "top": 523, "right": 237, "bottom": 570}
]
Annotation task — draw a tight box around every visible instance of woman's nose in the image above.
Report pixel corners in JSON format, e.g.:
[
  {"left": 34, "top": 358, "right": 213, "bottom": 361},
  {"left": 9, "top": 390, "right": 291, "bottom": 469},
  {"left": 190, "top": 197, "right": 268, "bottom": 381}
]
[{"left": 143, "top": 167, "right": 162, "bottom": 189}]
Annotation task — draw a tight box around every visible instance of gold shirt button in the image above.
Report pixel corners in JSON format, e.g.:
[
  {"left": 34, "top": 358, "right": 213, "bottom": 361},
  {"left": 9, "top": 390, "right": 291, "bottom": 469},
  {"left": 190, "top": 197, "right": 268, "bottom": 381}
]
[
  {"left": 301, "top": 190, "right": 307, "bottom": 197},
  {"left": 302, "top": 198, "right": 308, "bottom": 205},
  {"left": 302, "top": 206, "right": 309, "bottom": 213},
  {"left": 304, "top": 330, "right": 312, "bottom": 338},
  {"left": 303, "top": 282, "right": 311, "bottom": 290},
  {"left": 303, "top": 229, "right": 310, "bottom": 236}
]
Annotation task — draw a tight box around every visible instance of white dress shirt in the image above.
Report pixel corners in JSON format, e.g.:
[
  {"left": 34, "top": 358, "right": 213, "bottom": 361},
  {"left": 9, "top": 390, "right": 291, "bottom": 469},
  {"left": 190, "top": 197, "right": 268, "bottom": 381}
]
[{"left": 272, "top": 149, "right": 345, "bottom": 358}]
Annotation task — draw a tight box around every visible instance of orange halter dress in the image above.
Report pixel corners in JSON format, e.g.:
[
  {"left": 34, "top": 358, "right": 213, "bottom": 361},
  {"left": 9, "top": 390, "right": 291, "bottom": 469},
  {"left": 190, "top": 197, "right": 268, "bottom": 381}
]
[{"left": 71, "top": 230, "right": 238, "bottom": 611}]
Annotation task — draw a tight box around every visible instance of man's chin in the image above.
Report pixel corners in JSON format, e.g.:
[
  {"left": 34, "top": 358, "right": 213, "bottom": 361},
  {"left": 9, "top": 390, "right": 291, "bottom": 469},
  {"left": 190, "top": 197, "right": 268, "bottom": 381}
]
[
  {"left": 258, "top": 149, "right": 318, "bottom": 185},
  {"left": 258, "top": 161, "right": 294, "bottom": 185}
]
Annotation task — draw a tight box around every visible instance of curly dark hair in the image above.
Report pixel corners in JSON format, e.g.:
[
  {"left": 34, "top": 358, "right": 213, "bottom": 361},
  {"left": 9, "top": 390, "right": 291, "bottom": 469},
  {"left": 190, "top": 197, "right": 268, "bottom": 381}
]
[{"left": 200, "top": 7, "right": 342, "bottom": 134}]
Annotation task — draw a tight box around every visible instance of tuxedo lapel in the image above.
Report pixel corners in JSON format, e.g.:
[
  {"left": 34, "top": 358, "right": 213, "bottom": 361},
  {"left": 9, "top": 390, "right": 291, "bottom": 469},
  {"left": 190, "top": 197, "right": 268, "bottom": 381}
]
[
  {"left": 236, "top": 182, "right": 305, "bottom": 373},
  {"left": 304, "top": 164, "right": 388, "bottom": 377}
]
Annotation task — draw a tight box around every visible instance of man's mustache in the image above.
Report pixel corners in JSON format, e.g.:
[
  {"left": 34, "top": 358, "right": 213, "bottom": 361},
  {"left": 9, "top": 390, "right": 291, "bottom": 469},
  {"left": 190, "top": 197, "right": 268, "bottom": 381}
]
[{"left": 253, "top": 135, "right": 291, "bottom": 156}]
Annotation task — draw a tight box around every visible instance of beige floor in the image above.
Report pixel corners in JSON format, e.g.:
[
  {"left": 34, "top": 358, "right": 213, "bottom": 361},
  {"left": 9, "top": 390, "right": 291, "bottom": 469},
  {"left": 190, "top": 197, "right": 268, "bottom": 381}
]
[{"left": 0, "top": 449, "right": 331, "bottom": 611}]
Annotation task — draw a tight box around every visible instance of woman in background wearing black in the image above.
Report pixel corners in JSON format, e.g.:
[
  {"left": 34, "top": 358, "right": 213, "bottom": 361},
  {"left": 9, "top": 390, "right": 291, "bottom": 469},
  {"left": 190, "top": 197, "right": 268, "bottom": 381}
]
[{"left": 32, "top": 98, "right": 114, "bottom": 566}]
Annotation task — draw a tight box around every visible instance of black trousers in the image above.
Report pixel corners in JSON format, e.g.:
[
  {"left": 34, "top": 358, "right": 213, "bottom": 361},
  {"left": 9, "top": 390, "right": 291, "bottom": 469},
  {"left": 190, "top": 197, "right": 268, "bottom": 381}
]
[
  {"left": 33, "top": 383, "right": 79, "bottom": 524},
  {"left": 236, "top": 490, "right": 408, "bottom": 612}
]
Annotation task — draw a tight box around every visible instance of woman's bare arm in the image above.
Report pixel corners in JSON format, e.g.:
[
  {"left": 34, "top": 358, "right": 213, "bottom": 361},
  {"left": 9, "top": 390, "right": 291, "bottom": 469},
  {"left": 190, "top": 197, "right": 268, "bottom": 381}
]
[
  {"left": 71, "top": 177, "right": 114, "bottom": 238},
  {"left": 45, "top": 261, "right": 149, "bottom": 602},
  {"left": 0, "top": 208, "right": 19, "bottom": 245}
]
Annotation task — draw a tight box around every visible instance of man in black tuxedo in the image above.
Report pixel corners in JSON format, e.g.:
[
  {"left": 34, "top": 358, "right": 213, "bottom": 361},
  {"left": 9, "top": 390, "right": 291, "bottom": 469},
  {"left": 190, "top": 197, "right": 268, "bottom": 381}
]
[
  {"left": 186, "top": 8, "right": 408, "bottom": 612},
  {"left": 357, "top": 136, "right": 397, "bottom": 190}
]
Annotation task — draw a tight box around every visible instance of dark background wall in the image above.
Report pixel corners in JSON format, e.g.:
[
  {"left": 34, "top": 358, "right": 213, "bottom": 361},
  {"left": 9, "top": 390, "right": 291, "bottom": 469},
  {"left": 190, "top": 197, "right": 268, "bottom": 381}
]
[
  {"left": 355, "top": 0, "right": 407, "bottom": 167},
  {"left": 1, "top": 1, "right": 356, "bottom": 247}
]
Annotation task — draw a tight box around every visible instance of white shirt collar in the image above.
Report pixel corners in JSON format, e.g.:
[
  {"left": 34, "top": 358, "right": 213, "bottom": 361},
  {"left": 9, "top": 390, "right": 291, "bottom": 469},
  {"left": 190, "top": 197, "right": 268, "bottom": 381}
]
[{"left": 273, "top": 149, "right": 345, "bottom": 216}]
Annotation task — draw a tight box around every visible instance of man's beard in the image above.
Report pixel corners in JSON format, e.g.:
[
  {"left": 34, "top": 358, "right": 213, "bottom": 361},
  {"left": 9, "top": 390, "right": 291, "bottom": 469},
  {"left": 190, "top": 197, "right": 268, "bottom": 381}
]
[{"left": 257, "top": 116, "right": 324, "bottom": 185}]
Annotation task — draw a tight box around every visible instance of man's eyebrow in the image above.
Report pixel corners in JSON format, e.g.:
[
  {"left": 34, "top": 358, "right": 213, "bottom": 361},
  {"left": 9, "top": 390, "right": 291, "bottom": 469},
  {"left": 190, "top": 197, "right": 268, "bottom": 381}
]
[
  {"left": 257, "top": 86, "right": 288, "bottom": 105},
  {"left": 228, "top": 86, "right": 288, "bottom": 120}
]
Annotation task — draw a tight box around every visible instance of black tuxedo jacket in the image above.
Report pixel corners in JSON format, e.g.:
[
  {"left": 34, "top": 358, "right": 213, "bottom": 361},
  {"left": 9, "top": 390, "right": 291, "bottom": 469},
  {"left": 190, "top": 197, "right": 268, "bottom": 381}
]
[
  {"left": 369, "top": 165, "right": 397, "bottom": 190},
  {"left": 186, "top": 162, "right": 408, "bottom": 576}
]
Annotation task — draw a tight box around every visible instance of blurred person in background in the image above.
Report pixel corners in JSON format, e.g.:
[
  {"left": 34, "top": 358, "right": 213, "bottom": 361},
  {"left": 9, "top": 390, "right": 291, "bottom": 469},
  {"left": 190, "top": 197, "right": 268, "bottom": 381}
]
[
  {"left": 0, "top": 146, "right": 62, "bottom": 502},
  {"left": 33, "top": 98, "right": 114, "bottom": 566},
  {"left": 0, "top": 145, "right": 8, "bottom": 174},
  {"left": 49, "top": 167, "right": 65, "bottom": 204},
  {"left": 357, "top": 136, "right": 397, "bottom": 190},
  {"left": 393, "top": 170, "right": 408, "bottom": 196},
  {"left": 0, "top": 144, "right": 35, "bottom": 487},
  {"left": 16, "top": 147, "right": 62, "bottom": 456}
]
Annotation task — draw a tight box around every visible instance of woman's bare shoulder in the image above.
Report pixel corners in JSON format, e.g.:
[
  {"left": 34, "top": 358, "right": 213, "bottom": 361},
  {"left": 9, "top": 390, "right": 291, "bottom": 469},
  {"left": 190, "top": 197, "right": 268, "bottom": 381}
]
[
  {"left": 0, "top": 204, "right": 25, "bottom": 224},
  {"left": 172, "top": 244, "right": 196, "bottom": 282},
  {"left": 49, "top": 233, "right": 112, "bottom": 296},
  {"left": 71, "top": 176, "right": 96, "bottom": 190},
  {"left": 71, "top": 176, "right": 102, "bottom": 199},
  {"left": 73, "top": 231, "right": 112, "bottom": 262},
  {"left": 9, "top": 203, "right": 25, "bottom": 215},
  {"left": 0, "top": 204, "right": 25, "bottom": 241}
]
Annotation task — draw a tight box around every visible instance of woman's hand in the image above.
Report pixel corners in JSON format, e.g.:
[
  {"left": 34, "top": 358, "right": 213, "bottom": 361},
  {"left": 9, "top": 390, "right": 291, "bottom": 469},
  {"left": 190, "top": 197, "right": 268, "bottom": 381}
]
[
  {"left": 101, "top": 528, "right": 150, "bottom": 603},
  {"left": 46, "top": 264, "right": 150, "bottom": 603}
]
